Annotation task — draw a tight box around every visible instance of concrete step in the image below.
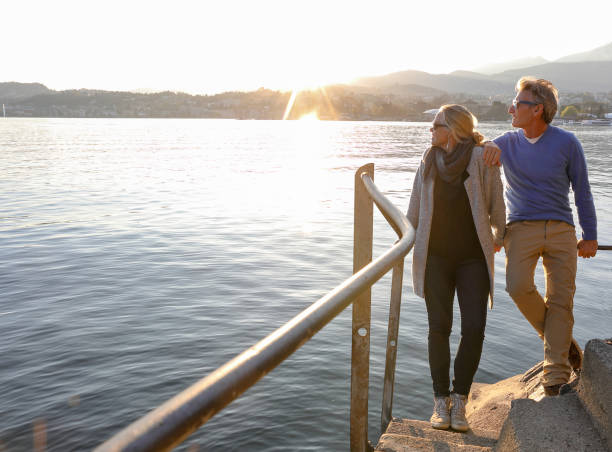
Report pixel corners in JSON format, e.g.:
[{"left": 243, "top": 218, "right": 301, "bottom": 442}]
[
  {"left": 575, "top": 338, "right": 612, "bottom": 449},
  {"left": 376, "top": 418, "right": 497, "bottom": 452},
  {"left": 466, "top": 376, "right": 526, "bottom": 436},
  {"left": 376, "top": 434, "right": 492, "bottom": 451},
  {"left": 376, "top": 338, "right": 611, "bottom": 452},
  {"left": 495, "top": 392, "right": 608, "bottom": 451}
]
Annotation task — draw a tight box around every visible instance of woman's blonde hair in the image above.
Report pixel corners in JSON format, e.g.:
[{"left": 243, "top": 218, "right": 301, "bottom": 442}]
[
  {"left": 439, "top": 104, "right": 484, "bottom": 145},
  {"left": 516, "top": 76, "right": 558, "bottom": 124}
]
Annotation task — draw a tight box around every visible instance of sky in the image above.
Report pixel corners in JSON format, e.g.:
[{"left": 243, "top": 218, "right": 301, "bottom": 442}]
[{"left": 4, "top": 0, "right": 612, "bottom": 95}]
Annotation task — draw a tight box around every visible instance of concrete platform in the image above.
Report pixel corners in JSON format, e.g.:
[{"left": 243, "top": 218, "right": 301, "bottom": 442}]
[
  {"left": 375, "top": 338, "right": 612, "bottom": 452},
  {"left": 376, "top": 419, "right": 496, "bottom": 452},
  {"left": 495, "top": 392, "right": 608, "bottom": 451}
]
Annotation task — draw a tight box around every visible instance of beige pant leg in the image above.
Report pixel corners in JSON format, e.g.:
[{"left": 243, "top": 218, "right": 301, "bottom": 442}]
[
  {"left": 541, "top": 220, "right": 577, "bottom": 385},
  {"left": 505, "top": 221, "right": 547, "bottom": 336}
]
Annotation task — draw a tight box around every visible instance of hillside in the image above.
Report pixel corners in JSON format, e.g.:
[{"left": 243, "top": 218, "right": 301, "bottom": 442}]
[
  {"left": 346, "top": 82, "right": 445, "bottom": 97},
  {"left": 556, "top": 41, "right": 612, "bottom": 63},
  {"left": 347, "top": 42, "right": 612, "bottom": 96},
  {"left": 348, "top": 60, "right": 612, "bottom": 96},
  {"left": 351, "top": 70, "right": 512, "bottom": 96},
  {"left": 0, "top": 82, "right": 52, "bottom": 101},
  {"left": 491, "top": 61, "right": 612, "bottom": 92},
  {"left": 471, "top": 57, "right": 549, "bottom": 75}
]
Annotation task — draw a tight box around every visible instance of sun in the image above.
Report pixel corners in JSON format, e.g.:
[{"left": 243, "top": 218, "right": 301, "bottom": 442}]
[
  {"left": 282, "top": 85, "right": 323, "bottom": 120},
  {"left": 299, "top": 112, "right": 319, "bottom": 121},
  {"left": 282, "top": 85, "right": 337, "bottom": 120}
]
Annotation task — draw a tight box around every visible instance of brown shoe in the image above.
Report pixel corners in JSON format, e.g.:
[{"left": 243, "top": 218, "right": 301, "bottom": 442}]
[
  {"left": 569, "top": 339, "right": 583, "bottom": 371},
  {"left": 544, "top": 383, "right": 563, "bottom": 396}
]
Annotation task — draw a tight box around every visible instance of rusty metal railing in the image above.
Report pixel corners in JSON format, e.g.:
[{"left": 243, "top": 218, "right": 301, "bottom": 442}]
[{"left": 96, "top": 163, "right": 415, "bottom": 452}]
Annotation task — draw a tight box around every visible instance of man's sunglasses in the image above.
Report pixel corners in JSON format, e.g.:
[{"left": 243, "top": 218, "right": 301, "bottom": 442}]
[
  {"left": 432, "top": 123, "right": 448, "bottom": 130},
  {"left": 512, "top": 99, "right": 539, "bottom": 109}
]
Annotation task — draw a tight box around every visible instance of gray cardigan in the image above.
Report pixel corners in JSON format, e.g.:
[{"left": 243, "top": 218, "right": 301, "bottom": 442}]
[{"left": 407, "top": 146, "right": 506, "bottom": 307}]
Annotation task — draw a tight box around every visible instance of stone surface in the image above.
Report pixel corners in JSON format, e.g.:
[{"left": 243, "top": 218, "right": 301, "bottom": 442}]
[
  {"left": 495, "top": 393, "right": 608, "bottom": 451},
  {"left": 575, "top": 338, "right": 612, "bottom": 449},
  {"left": 377, "top": 434, "right": 492, "bottom": 451},
  {"left": 464, "top": 360, "right": 579, "bottom": 435},
  {"left": 376, "top": 419, "right": 496, "bottom": 452},
  {"left": 376, "top": 338, "right": 611, "bottom": 452},
  {"left": 466, "top": 376, "right": 525, "bottom": 435}
]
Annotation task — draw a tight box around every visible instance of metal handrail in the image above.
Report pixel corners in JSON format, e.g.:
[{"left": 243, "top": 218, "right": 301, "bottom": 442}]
[{"left": 96, "top": 166, "right": 415, "bottom": 452}]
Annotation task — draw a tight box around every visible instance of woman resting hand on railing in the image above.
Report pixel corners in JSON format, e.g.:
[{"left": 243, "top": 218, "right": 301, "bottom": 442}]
[{"left": 407, "top": 105, "right": 506, "bottom": 433}]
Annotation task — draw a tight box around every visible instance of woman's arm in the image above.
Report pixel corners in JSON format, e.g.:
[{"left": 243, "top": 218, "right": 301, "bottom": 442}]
[
  {"left": 407, "top": 163, "right": 424, "bottom": 229},
  {"left": 484, "top": 164, "right": 506, "bottom": 246}
]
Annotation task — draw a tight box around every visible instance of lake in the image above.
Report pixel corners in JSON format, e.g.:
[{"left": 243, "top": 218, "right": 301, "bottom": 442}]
[{"left": 1, "top": 118, "right": 610, "bottom": 451}]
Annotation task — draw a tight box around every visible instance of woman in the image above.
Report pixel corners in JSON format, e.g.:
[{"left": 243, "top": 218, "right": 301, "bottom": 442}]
[{"left": 407, "top": 104, "right": 505, "bottom": 432}]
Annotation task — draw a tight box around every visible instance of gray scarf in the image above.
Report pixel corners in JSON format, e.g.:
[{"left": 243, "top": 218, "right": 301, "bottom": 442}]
[{"left": 423, "top": 138, "right": 475, "bottom": 186}]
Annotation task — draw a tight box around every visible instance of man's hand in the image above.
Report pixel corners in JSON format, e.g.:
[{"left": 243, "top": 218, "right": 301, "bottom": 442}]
[
  {"left": 577, "top": 239, "right": 598, "bottom": 258},
  {"left": 483, "top": 142, "right": 502, "bottom": 167}
]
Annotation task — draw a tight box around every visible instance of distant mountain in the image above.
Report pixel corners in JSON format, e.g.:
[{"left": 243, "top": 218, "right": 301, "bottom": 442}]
[
  {"left": 556, "top": 41, "right": 612, "bottom": 63},
  {"left": 347, "top": 41, "right": 612, "bottom": 96},
  {"left": 351, "top": 70, "right": 512, "bottom": 96},
  {"left": 345, "top": 81, "right": 445, "bottom": 97},
  {"left": 128, "top": 87, "right": 166, "bottom": 94},
  {"left": 471, "top": 57, "right": 549, "bottom": 75},
  {"left": 448, "top": 70, "right": 492, "bottom": 80},
  {"left": 348, "top": 58, "right": 612, "bottom": 96},
  {"left": 0, "top": 82, "right": 52, "bottom": 101},
  {"left": 491, "top": 61, "right": 612, "bottom": 92}
]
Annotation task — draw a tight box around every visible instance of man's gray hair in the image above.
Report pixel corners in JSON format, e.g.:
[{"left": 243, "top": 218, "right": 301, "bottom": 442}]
[{"left": 516, "top": 77, "right": 559, "bottom": 124}]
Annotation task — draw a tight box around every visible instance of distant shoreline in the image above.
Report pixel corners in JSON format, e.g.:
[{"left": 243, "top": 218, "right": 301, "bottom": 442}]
[
  {"left": 2, "top": 116, "right": 514, "bottom": 123},
  {"left": 2, "top": 82, "right": 610, "bottom": 123}
]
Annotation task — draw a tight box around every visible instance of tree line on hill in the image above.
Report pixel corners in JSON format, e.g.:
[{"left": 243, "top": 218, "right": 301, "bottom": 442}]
[{"left": 1, "top": 82, "right": 611, "bottom": 121}]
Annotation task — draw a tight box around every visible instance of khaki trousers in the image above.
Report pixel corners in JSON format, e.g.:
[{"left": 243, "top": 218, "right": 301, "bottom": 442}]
[{"left": 504, "top": 220, "right": 577, "bottom": 386}]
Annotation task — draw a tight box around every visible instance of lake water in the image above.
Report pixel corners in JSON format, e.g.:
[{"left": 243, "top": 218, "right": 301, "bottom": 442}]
[{"left": 1, "top": 118, "right": 610, "bottom": 451}]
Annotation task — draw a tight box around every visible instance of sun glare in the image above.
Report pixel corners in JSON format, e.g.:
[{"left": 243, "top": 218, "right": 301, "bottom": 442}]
[
  {"left": 283, "top": 85, "right": 336, "bottom": 120},
  {"left": 299, "top": 112, "right": 319, "bottom": 121}
]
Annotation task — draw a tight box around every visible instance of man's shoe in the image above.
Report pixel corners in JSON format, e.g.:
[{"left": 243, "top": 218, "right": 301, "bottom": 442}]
[
  {"left": 430, "top": 396, "right": 450, "bottom": 430},
  {"left": 569, "top": 338, "right": 583, "bottom": 371},
  {"left": 544, "top": 383, "right": 563, "bottom": 396},
  {"left": 450, "top": 393, "right": 469, "bottom": 432}
]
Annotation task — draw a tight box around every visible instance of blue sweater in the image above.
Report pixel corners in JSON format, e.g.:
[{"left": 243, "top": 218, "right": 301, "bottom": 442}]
[{"left": 494, "top": 126, "right": 597, "bottom": 240}]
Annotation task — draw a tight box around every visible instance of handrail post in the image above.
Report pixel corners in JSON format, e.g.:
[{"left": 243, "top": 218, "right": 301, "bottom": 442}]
[
  {"left": 380, "top": 260, "right": 404, "bottom": 433},
  {"left": 350, "top": 163, "right": 374, "bottom": 452}
]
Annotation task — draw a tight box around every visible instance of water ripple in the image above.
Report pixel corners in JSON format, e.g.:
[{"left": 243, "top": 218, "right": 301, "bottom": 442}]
[{"left": 1, "top": 118, "right": 611, "bottom": 451}]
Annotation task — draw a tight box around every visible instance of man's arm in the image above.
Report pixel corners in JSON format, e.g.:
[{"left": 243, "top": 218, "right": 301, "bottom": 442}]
[
  {"left": 483, "top": 141, "right": 502, "bottom": 167},
  {"left": 568, "top": 138, "right": 598, "bottom": 258}
]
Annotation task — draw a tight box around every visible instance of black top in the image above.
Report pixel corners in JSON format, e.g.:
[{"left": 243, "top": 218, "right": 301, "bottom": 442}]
[{"left": 428, "top": 171, "right": 485, "bottom": 261}]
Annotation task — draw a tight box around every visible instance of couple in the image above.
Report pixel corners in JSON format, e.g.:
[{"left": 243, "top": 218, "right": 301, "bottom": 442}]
[{"left": 407, "top": 77, "right": 598, "bottom": 432}]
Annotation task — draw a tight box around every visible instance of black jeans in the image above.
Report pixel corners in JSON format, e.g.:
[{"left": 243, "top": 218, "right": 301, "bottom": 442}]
[{"left": 424, "top": 254, "right": 490, "bottom": 397}]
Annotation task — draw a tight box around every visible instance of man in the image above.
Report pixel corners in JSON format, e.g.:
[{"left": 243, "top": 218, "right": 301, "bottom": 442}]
[{"left": 483, "top": 77, "right": 597, "bottom": 396}]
